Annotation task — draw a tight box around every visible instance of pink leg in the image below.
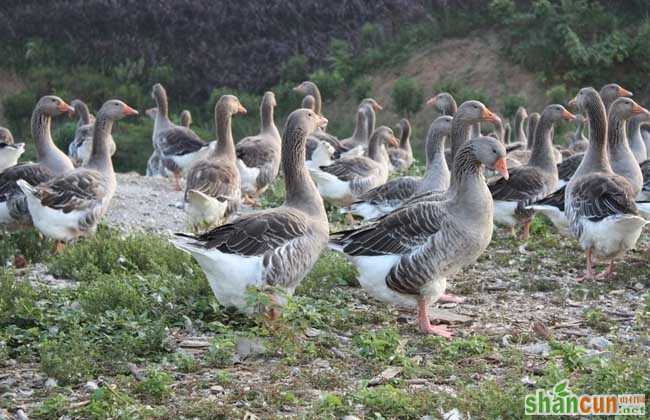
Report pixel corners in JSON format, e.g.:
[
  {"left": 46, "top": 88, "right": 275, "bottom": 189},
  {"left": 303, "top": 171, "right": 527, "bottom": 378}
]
[
  {"left": 417, "top": 297, "right": 453, "bottom": 338},
  {"left": 518, "top": 220, "right": 532, "bottom": 241},
  {"left": 576, "top": 248, "right": 594, "bottom": 282},
  {"left": 438, "top": 293, "right": 465, "bottom": 304},
  {"left": 596, "top": 260, "right": 616, "bottom": 280},
  {"left": 173, "top": 171, "right": 182, "bottom": 191}
]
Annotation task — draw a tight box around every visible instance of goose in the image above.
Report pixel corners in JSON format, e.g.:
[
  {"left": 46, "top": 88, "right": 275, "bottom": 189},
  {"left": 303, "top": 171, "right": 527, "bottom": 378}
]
[
  {"left": 180, "top": 110, "right": 192, "bottom": 128},
  {"left": 330, "top": 137, "right": 509, "bottom": 337},
  {"left": 564, "top": 87, "right": 646, "bottom": 281},
  {"left": 301, "top": 95, "right": 316, "bottom": 111},
  {"left": 172, "top": 108, "right": 329, "bottom": 317},
  {"left": 145, "top": 108, "right": 164, "bottom": 177},
  {"left": 309, "top": 126, "right": 398, "bottom": 208},
  {"left": 388, "top": 118, "right": 414, "bottom": 172},
  {"left": 0, "top": 96, "right": 75, "bottom": 228},
  {"left": 184, "top": 95, "right": 246, "bottom": 231},
  {"left": 305, "top": 140, "right": 336, "bottom": 171},
  {"left": 638, "top": 160, "right": 650, "bottom": 201},
  {"left": 151, "top": 83, "right": 209, "bottom": 190},
  {"left": 68, "top": 99, "right": 117, "bottom": 167},
  {"left": 0, "top": 127, "right": 14, "bottom": 144},
  {"left": 401, "top": 100, "right": 502, "bottom": 208},
  {"left": 488, "top": 104, "right": 575, "bottom": 239},
  {"left": 642, "top": 125, "right": 650, "bottom": 158},
  {"left": 17, "top": 100, "right": 138, "bottom": 250},
  {"left": 555, "top": 85, "right": 632, "bottom": 186},
  {"left": 339, "top": 102, "right": 370, "bottom": 152},
  {"left": 235, "top": 91, "right": 281, "bottom": 205},
  {"left": 526, "top": 112, "right": 540, "bottom": 148},
  {"left": 568, "top": 114, "right": 589, "bottom": 153},
  {"left": 628, "top": 112, "right": 649, "bottom": 163},
  {"left": 427, "top": 92, "right": 457, "bottom": 116},
  {"left": 343, "top": 115, "right": 452, "bottom": 220},
  {"left": 339, "top": 99, "right": 383, "bottom": 159},
  {"left": 0, "top": 142, "right": 25, "bottom": 172}
]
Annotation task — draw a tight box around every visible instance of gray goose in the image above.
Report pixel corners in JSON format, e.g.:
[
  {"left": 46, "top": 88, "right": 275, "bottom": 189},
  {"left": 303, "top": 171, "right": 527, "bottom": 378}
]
[
  {"left": 68, "top": 99, "right": 117, "bottom": 167},
  {"left": 301, "top": 95, "right": 316, "bottom": 111},
  {"left": 293, "top": 81, "right": 339, "bottom": 149},
  {"left": 330, "top": 137, "right": 509, "bottom": 338},
  {"left": 172, "top": 109, "right": 329, "bottom": 317},
  {"left": 642, "top": 125, "right": 650, "bottom": 158},
  {"left": 151, "top": 83, "right": 209, "bottom": 190},
  {"left": 0, "top": 96, "right": 75, "bottom": 228},
  {"left": 145, "top": 107, "right": 164, "bottom": 177},
  {"left": 0, "top": 127, "right": 14, "bottom": 144},
  {"left": 567, "top": 114, "right": 589, "bottom": 153},
  {"left": 427, "top": 92, "right": 457, "bottom": 116},
  {"left": 565, "top": 87, "right": 646, "bottom": 281},
  {"left": 0, "top": 142, "right": 25, "bottom": 172},
  {"left": 309, "top": 126, "right": 398, "bottom": 207},
  {"left": 401, "top": 100, "right": 502, "bottom": 208},
  {"left": 628, "top": 112, "right": 649, "bottom": 163},
  {"left": 556, "top": 84, "right": 633, "bottom": 186},
  {"left": 184, "top": 95, "right": 246, "bottom": 231},
  {"left": 388, "top": 118, "right": 414, "bottom": 172},
  {"left": 526, "top": 112, "right": 540, "bottom": 148},
  {"left": 337, "top": 107, "right": 368, "bottom": 158},
  {"left": 235, "top": 91, "right": 281, "bottom": 204},
  {"left": 344, "top": 115, "right": 452, "bottom": 220},
  {"left": 180, "top": 110, "right": 192, "bottom": 128},
  {"left": 489, "top": 104, "right": 575, "bottom": 239},
  {"left": 17, "top": 100, "right": 138, "bottom": 250}
]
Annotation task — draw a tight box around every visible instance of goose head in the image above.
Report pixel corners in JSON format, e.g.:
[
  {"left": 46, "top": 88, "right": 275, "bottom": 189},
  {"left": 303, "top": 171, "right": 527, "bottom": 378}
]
[
  {"left": 396, "top": 118, "right": 411, "bottom": 145},
  {"left": 599, "top": 83, "right": 632, "bottom": 107},
  {"left": 0, "top": 141, "right": 25, "bottom": 158},
  {"left": 426, "top": 92, "right": 457, "bottom": 115},
  {"left": 456, "top": 100, "right": 500, "bottom": 127},
  {"left": 371, "top": 126, "right": 400, "bottom": 148},
  {"left": 263, "top": 91, "right": 277, "bottom": 108},
  {"left": 216, "top": 95, "right": 247, "bottom": 117},
  {"left": 471, "top": 136, "right": 509, "bottom": 179},
  {"left": 180, "top": 110, "right": 192, "bottom": 127},
  {"left": 98, "top": 99, "right": 139, "bottom": 121},
  {"left": 360, "top": 98, "right": 383, "bottom": 111},
  {"left": 145, "top": 107, "right": 158, "bottom": 120},
  {"left": 151, "top": 83, "right": 167, "bottom": 106},
  {"left": 608, "top": 97, "right": 649, "bottom": 122},
  {"left": 0, "top": 127, "right": 14, "bottom": 144},
  {"left": 542, "top": 104, "right": 576, "bottom": 124},
  {"left": 516, "top": 106, "right": 528, "bottom": 121},
  {"left": 37, "top": 95, "right": 74, "bottom": 117},
  {"left": 301, "top": 95, "right": 316, "bottom": 111},
  {"left": 293, "top": 81, "right": 317, "bottom": 96},
  {"left": 71, "top": 99, "right": 95, "bottom": 125},
  {"left": 288, "top": 108, "right": 328, "bottom": 135},
  {"left": 568, "top": 87, "right": 602, "bottom": 113}
]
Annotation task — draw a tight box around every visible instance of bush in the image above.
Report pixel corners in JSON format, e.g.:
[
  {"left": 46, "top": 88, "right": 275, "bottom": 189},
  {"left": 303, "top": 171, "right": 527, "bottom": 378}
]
[
  {"left": 502, "top": 94, "right": 527, "bottom": 119},
  {"left": 351, "top": 77, "right": 372, "bottom": 102},
  {"left": 281, "top": 54, "right": 309, "bottom": 84},
  {"left": 309, "top": 68, "right": 344, "bottom": 100},
  {"left": 546, "top": 84, "right": 569, "bottom": 105},
  {"left": 391, "top": 76, "right": 423, "bottom": 117}
]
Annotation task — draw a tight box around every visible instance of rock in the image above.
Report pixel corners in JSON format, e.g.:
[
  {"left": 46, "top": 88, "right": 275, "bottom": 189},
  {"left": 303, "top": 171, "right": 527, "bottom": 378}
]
[
  {"left": 290, "top": 367, "right": 301, "bottom": 376},
  {"left": 183, "top": 316, "right": 193, "bottom": 333},
  {"left": 304, "top": 327, "right": 321, "bottom": 337},
  {"left": 234, "top": 337, "right": 266, "bottom": 361},
  {"left": 633, "top": 282, "right": 643, "bottom": 291},
  {"left": 342, "top": 416, "right": 361, "bottom": 420},
  {"left": 44, "top": 378, "right": 57, "bottom": 389},
  {"left": 427, "top": 308, "right": 472, "bottom": 323},
  {"left": 210, "top": 385, "right": 224, "bottom": 394},
  {"left": 588, "top": 336, "right": 612, "bottom": 350},
  {"left": 442, "top": 408, "right": 462, "bottom": 420},
  {"left": 521, "top": 375, "right": 536, "bottom": 386},
  {"left": 368, "top": 366, "right": 402, "bottom": 386},
  {"left": 521, "top": 342, "right": 551, "bottom": 356},
  {"left": 14, "top": 409, "right": 29, "bottom": 420},
  {"left": 84, "top": 381, "right": 99, "bottom": 392}
]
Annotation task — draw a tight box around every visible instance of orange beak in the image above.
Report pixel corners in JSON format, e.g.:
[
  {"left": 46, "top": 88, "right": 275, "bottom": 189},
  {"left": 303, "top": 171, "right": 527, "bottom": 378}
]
[
  {"left": 122, "top": 104, "right": 139, "bottom": 117},
  {"left": 388, "top": 135, "right": 399, "bottom": 147},
  {"left": 373, "top": 102, "right": 383, "bottom": 111},
  {"left": 293, "top": 84, "right": 304, "bottom": 93},
  {"left": 481, "top": 107, "right": 500, "bottom": 124},
  {"left": 317, "top": 115, "right": 328, "bottom": 128},
  {"left": 426, "top": 96, "right": 437, "bottom": 107},
  {"left": 494, "top": 157, "right": 509, "bottom": 180},
  {"left": 618, "top": 87, "right": 633, "bottom": 97},
  {"left": 631, "top": 103, "right": 649, "bottom": 115},
  {"left": 238, "top": 105, "right": 247, "bottom": 115},
  {"left": 568, "top": 97, "right": 577, "bottom": 109},
  {"left": 59, "top": 101, "right": 74, "bottom": 114},
  {"left": 562, "top": 109, "right": 576, "bottom": 121}
]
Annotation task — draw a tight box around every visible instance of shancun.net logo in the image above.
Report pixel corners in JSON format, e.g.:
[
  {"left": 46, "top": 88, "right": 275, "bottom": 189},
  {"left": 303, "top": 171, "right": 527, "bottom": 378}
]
[{"left": 525, "top": 380, "right": 646, "bottom": 416}]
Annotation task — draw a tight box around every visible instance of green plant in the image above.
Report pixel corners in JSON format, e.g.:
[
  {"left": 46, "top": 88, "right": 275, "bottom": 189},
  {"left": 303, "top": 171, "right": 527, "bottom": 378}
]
[
  {"left": 356, "top": 384, "right": 436, "bottom": 418},
  {"left": 550, "top": 340, "right": 586, "bottom": 373},
  {"left": 546, "top": 84, "right": 569, "bottom": 104},
  {"left": 135, "top": 367, "right": 173, "bottom": 402},
  {"left": 173, "top": 351, "right": 198, "bottom": 373},
  {"left": 34, "top": 394, "right": 69, "bottom": 419},
  {"left": 281, "top": 54, "right": 309, "bottom": 83},
  {"left": 502, "top": 94, "right": 527, "bottom": 119},
  {"left": 584, "top": 308, "right": 612, "bottom": 333},
  {"left": 351, "top": 77, "right": 372, "bottom": 102},
  {"left": 391, "top": 76, "right": 423, "bottom": 117},
  {"left": 353, "top": 328, "right": 401, "bottom": 362},
  {"left": 309, "top": 68, "right": 344, "bottom": 100},
  {"left": 205, "top": 335, "right": 236, "bottom": 368},
  {"left": 40, "top": 328, "right": 97, "bottom": 385}
]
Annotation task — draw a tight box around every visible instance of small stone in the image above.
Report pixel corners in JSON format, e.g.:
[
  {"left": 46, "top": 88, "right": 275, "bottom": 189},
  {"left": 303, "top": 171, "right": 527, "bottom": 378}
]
[
  {"left": 210, "top": 385, "right": 224, "bottom": 394},
  {"left": 183, "top": 316, "right": 193, "bottom": 333},
  {"left": 84, "top": 381, "right": 99, "bottom": 392},
  {"left": 342, "top": 416, "right": 361, "bottom": 420},
  {"left": 14, "top": 409, "right": 29, "bottom": 420},
  {"left": 290, "top": 367, "right": 301, "bottom": 376},
  {"left": 633, "top": 282, "right": 644, "bottom": 291},
  {"left": 521, "top": 375, "right": 536, "bottom": 386},
  {"left": 588, "top": 336, "right": 612, "bottom": 351},
  {"left": 44, "top": 378, "right": 57, "bottom": 389},
  {"left": 442, "top": 408, "right": 462, "bottom": 420},
  {"left": 521, "top": 342, "right": 551, "bottom": 356}
]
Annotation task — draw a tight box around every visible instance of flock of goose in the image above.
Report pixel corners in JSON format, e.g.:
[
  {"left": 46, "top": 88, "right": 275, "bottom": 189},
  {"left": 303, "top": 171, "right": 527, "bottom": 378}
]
[{"left": 1, "top": 80, "right": 649, "bottom": 338}]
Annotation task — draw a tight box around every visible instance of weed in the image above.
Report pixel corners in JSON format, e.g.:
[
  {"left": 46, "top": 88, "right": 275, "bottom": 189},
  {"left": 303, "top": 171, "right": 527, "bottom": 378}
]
[
  {"left": 550, "top": 340, "right": 586, "bottom": 372},
  {"left": 356, "top": 384, "right": 436, "bottom": 418},
  {"left": 584, "top": 308, "right": 612, "bottom": 333},
  {"left": 353, "top": 328, "right": 402, "bottom": 362},
  {"left": 173, "top": 351, "right": 198, "bottom": 373},
  {"left": 205, "top": 334, "right": 236, "bottom": 368},
  {"left": 134, "top": 367, "right": 173, "bottom": 402},
  {"left": 40, "top": 328, "right": 97, "bottom": 385},
  {"left": 33, "top": 393, "right": 68, "bottom": 419}
]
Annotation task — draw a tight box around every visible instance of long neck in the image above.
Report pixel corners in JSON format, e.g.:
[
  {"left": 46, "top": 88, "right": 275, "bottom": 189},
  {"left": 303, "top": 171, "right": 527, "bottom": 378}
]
[
  {"left": 305, "top": 85, "right": 322, "bottom": 115},
  {"left": 447, "top": 146, "right": 487, "bottom": 206},
  {"left": 367, "top": 135, "right": 385, "bottom": 162},
  {"left": 515, "top": 112, "right": 526, "bottom": 143},
  {"left": 400, "top": 123, "right": 411, "bottom": 151},
  {"left": 365, "top": 107, "right": 376, "bottom": 139},
  {"left": 31, "top": 108, "right": 73, "bottom": 173},
  {"left": 577, "top": 97, "right": 610, "bottom": 177},
  {"left": 215, "top": 108, "right": 235, "bottom": 159},
  {"left": 86, "top": 114, "right": 114, "bottom": 173},
  {"left": 526, "top": 118, "right": 538, "bottom": 149},
  {"left": 261, "top": 99, "right": 275, "bottom": 134},
  {"left": 352, "top": 111, "right": 367, "bottom": 142},
  {"left": 528, "top": 113, "right": 557, "bottom": 171},
  {"left": 629, "top": 116, "right": 647, "bottom": 152},
  {"left": 444, "top": 100, "right": 458, "bottom": 116},
  {"left": 155, "top": 91, "right": 169, "bottom": 119},
  {"left": 422, "top": 128, "right": 449, "bottom": 188},
  {"left": 449, "top": 118, "right": 471, "bottom": 162},
  {"left": 573, "top": 118, "right": 584, "bottom": 141},
  {"left": 283, "top": 126, "right": 326, "bottom": 218}
]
